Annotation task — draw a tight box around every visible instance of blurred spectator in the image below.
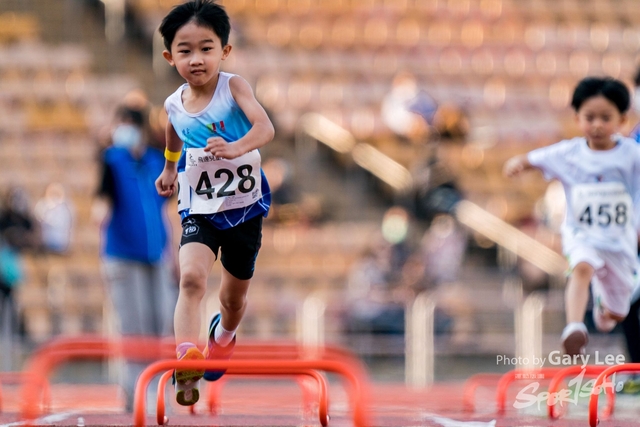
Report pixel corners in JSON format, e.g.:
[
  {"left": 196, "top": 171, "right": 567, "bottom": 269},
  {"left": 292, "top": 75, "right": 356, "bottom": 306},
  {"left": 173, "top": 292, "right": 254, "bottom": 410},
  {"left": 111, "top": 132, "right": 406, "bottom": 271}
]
[
  {"left": 262, "top": 157, "right": 297, "bottom": 206},
  {"left": 432, "top": 102, "right": 470, "bottom": 140},
  {"left": 0, "top": 235, "right": 23, "bottom": 294},
  {"left": 381, "top": 72, "right": 436, "bottom": 142},
  {"left": 418, "top": 213, "right": 467, "bottom": 288},
  {"left": 344, "top": 241, "right": 406, "bottom": 335},
  {"left": 0, "top": 186, "right": 38, "bottom": 252},
  {"left": 343, "top": 207, "right": 415, "bottom": 336},
  {"left": 381, "top": 71, "right": 468, "bottom": 142},
  {"left": 380, "top": 206, "right": 414, "bottom": 282},
  {"left": 411, "top": 150, "right": 463, "bottom": 224},
  {"left": 34, "top": 183, "right": 74, "bottom": 255},
  {"left": 262, "top": 156, "right": 301, "bottom": 223},
  {"left": 92, "top": 100, "right": 178, "bottom": 411},
  {"left": 0, "top": 186, "right": 33, "bottom": 347},
  {"left": 0, "top": 234, "right": 24, "bottom": 343},
  {"left": 512, "top": 217, "right": 553, "bottom": 294}
]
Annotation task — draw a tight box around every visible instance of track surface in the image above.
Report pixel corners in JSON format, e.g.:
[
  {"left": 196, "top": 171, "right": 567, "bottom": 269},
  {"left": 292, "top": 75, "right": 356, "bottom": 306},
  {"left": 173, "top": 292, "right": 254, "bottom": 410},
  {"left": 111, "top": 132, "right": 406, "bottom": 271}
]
[{"left": 1, "top": 380, "right": 639, "bottom": 426}]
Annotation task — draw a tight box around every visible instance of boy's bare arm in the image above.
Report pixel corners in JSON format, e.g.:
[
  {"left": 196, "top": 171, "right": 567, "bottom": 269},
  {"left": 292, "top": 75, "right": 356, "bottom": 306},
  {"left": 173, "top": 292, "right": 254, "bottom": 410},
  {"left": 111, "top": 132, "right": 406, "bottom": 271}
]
[
  {"left": 204, "top": 76, "right": 275, "bottom": 159},
  {"left": 156, "top": 121, "right": 183, "bottom": 197},
  {"left": 165, "top": 119, "right": 184, "bottom": 156},
  {"left": 503, "top": 154, "right": 535, "bottom": 178}
]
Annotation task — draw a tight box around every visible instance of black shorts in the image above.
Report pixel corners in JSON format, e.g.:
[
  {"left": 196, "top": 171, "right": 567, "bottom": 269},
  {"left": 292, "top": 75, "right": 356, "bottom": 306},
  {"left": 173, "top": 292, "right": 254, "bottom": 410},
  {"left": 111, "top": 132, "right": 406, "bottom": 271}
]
[{"left": 180, "top": 214, "right": 263, "bottom": 280}]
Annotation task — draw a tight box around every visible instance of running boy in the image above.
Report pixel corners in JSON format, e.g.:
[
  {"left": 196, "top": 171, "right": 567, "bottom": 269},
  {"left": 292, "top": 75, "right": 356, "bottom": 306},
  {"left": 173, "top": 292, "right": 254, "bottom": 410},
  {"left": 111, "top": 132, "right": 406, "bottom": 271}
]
[
  {"left": 155, "top": 0, "right": 274, "bottom": 405},
  {"left": 504, "top": 77, "right": 640, "bottom": 356}
]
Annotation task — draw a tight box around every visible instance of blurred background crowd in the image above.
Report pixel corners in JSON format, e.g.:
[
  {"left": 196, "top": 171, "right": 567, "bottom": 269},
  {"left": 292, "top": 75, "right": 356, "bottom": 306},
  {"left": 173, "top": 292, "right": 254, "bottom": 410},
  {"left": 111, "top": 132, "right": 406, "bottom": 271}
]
[{"left": 1, "top": 0, "right": 640, "bottom": 381}]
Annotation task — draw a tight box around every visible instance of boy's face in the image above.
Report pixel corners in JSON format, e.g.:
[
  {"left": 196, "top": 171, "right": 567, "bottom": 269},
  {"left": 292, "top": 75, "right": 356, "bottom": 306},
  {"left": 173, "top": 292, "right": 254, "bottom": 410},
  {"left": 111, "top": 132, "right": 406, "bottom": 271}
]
[
  {"left": 163, "top": 21, "right": 231, "bottom": 87},
  {"left": 575, "top": 95, "right": 627, "bottom": 150}
]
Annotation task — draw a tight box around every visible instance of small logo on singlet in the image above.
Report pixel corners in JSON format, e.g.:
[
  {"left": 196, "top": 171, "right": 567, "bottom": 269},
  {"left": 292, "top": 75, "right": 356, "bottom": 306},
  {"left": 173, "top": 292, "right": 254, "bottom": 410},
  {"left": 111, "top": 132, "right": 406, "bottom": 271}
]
[
  {"left": 206, "top": 121, "right": 225, "bottom": 133},
  {"left": 187, "top": 152, "right": 197, "bottom": 167},
  {"left": 182, "top": 128, "right": 193, "bottom": 144}
]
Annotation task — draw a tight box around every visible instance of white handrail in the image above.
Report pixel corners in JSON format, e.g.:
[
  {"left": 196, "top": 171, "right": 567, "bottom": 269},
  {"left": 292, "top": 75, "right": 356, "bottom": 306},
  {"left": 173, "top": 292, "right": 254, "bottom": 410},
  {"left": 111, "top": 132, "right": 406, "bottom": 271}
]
[
  {"left": 296, "top": 113, "right": 568, "bottom": 277},
  {"left": 454, "top": 200, "right": 567, "bottom": 276}
]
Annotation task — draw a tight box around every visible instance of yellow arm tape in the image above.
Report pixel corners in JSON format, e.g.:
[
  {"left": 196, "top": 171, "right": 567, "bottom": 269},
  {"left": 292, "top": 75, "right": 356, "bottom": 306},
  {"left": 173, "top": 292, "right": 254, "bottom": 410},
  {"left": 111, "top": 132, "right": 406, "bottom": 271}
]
[{"left": 164, "top": 148, "right": 182, "bottom": 162}]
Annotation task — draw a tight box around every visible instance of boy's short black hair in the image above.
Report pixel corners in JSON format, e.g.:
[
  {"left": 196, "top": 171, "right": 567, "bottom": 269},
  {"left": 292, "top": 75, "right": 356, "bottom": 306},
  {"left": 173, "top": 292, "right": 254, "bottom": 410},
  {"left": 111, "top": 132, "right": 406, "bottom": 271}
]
[
  {"left": 571, "top": 76, "right": 630, "bottom": 114},
  {"left": 159, "top": 0, "right": 230, "bottom": 51}
]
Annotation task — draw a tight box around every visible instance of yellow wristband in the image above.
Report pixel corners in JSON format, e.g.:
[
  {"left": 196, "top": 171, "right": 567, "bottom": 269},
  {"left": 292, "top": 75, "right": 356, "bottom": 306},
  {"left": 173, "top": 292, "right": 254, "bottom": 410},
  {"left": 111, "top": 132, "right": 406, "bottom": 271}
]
[{"left": 164, "top": 148, "right": 182, "bottom": 162}]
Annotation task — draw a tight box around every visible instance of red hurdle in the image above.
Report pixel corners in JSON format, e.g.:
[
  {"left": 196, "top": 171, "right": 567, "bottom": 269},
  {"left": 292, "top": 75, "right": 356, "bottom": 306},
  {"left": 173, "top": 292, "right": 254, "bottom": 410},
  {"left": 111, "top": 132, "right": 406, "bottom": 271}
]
[
  {"left": 135, "top": 359, "right": 370, "bottom": 427},
  {"left": 0, "top": 372, "right": 51, "bottom": 414},
  {"left": 495, "top": 367, "right": 563, "bottom": 414},
  {"left": 546, "top": 365, "right": 614, "bottom": 420},
  {"left": 155, "top": 367, "right": 329, "bottom": 426},
  {"left": 589, "top": 363, "right": 640, "bottom": 427},
  {"left": 461, "top": 372, "right": 504, "bottom": 412},
  {"left": 17, "top": 335, "right": 369, "bottom": 427}
]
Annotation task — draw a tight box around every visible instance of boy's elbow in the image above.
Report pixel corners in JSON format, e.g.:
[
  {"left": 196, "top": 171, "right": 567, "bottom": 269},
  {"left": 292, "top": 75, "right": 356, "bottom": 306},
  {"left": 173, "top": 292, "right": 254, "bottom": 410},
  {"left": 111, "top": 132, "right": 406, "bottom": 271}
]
[{"left": 265, "top": 122, "right": 275, "bottom": 142}]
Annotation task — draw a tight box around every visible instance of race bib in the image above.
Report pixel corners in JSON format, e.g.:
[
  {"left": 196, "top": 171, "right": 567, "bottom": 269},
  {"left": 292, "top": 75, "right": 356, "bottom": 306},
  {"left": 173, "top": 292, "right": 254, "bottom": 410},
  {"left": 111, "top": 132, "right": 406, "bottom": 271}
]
[
  {"left": 177, "top": 171, "right": 190, "bottom": 212},
  {"left": 184, "top": 147, "right": 262, "bottom": 214},
  {"left": 571, "top": 182, "right": 632, "bottom": 239}
]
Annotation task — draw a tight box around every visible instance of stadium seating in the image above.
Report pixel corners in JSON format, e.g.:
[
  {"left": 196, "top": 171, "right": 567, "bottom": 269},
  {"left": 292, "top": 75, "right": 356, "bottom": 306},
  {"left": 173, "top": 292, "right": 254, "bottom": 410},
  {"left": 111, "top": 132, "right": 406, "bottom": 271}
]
[{"left": 0, "top": 0, "right": 635, "bottom": 361}]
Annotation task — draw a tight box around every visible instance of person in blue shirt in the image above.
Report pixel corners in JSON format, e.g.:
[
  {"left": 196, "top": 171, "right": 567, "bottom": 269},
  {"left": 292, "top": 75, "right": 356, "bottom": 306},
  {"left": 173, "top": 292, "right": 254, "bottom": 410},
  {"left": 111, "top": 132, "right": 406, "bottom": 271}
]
[
  {"left": 155, "top": 0, "right": 274, "bottom": 406},
  {"left": 94, "top": 103, "right": 178, "bottom": 411}
]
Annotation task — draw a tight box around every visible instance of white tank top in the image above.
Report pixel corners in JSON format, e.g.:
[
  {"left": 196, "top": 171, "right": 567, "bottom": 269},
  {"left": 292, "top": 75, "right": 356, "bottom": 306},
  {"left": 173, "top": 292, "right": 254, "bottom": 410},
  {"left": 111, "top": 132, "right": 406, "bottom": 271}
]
[{"left": 164, "top": 72, "right": 266, "bottom": 215}]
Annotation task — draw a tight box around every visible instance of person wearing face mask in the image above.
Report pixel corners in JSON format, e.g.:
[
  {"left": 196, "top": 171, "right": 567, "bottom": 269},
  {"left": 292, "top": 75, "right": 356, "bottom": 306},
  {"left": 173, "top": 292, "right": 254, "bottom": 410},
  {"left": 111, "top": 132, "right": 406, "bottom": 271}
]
[{"left": 92, "top": 103, "right": 178, "bottom": 411}]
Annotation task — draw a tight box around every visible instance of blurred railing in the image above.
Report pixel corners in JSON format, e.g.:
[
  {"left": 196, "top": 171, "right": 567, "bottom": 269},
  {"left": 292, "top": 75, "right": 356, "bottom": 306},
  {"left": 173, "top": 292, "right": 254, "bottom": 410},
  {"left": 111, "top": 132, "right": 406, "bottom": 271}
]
[
  {"left": 295, "top": 112, "right": 570, "bottom": 387},
  {"left": 296, "top": 112, "right": 568, "bottom": 276},
  {"left": 299, "top": 285, "right": 551, "bottom": 389}
]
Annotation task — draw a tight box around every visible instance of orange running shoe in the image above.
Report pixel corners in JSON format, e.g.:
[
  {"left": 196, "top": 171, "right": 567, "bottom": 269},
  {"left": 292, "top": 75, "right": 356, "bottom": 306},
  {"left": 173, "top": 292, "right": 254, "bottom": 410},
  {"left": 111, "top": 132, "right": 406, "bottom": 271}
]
[{"left": 173, "top": 343, "right": 205, "bottom": 406}]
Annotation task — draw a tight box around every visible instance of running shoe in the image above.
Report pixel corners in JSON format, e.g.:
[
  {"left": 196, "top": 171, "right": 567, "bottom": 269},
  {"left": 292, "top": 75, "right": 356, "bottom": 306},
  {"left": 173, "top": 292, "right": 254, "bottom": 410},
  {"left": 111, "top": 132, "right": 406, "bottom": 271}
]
[
  {"left": 561, "top": 322, "right": 589, "bottom": 356},
  {"left": 621, "top": 375, "right": 640, "bottom": 394},
  {"left": 174, "top": 344, "right": 205, "bottom": 406},
  {"left": 203, "top": 313, "right": 236, "bottom": 381}
]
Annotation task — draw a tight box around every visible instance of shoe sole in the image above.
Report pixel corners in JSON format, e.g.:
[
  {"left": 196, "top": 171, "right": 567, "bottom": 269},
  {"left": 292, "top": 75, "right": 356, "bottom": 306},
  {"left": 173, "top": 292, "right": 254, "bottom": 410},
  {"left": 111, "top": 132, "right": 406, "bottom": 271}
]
[
  {"left": 175, "top": 347, "right": 205, "bottom": 384},
  {"left": 176, "top": 384, "right": 200, "bottom": 406},
  {"left": 563, "top": 330, "right": 588, "bottom": 356}
]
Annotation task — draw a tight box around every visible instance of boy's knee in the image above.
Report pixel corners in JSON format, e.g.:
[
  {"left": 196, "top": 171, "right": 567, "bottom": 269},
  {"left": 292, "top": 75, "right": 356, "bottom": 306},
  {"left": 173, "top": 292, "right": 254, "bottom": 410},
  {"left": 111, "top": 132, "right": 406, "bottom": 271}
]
[
  {"left": 179, "top": 269, "right": 207, "bottom": 296},
  {"left": 572, "top": 262, "right": 594, "bottom": 281},
  {"left": 220, "top": 294, "right": 246, "bottom": 313}
]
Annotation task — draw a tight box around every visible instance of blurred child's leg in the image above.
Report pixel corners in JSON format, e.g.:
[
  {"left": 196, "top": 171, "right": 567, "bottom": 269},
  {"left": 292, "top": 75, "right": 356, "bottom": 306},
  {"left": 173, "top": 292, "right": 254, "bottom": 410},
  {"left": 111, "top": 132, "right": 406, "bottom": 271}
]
[
  {"left": 565, "top": 262, "right": 594, "bottom": 324},
  {"left": 590, "top": 251, "right": 634, "bottom": 332},
  {"left": 592, "top": 277, "right": 626, "bottom": 332},
  {"left": 562, "top": 262, "right": 593, "bottom": 355}
]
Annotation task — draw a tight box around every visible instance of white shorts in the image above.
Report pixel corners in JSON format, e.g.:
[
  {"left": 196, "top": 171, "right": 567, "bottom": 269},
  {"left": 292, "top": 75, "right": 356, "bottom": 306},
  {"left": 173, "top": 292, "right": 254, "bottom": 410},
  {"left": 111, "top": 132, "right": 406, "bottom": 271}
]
[{"left": 565, "top": 243, "right": 636, "bottom": 318}]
